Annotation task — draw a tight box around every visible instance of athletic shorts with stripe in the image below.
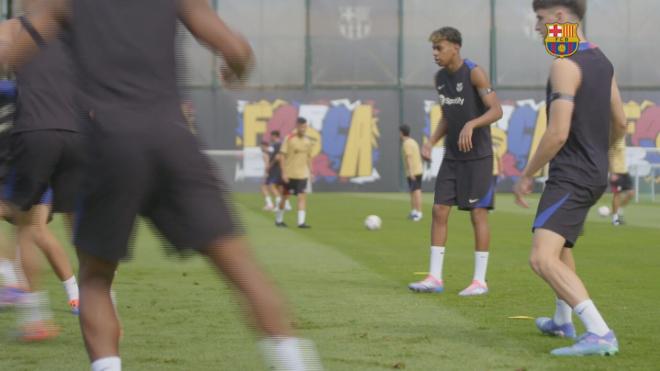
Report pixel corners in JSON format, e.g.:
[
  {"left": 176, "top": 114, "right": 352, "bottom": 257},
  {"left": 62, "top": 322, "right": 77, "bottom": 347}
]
[{"left": 533, "top": 179, "right": 606, "bottom": 248}]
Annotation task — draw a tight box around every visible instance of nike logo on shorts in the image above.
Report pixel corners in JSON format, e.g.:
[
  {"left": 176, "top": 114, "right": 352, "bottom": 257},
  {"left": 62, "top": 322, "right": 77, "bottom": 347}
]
[{"left": 469, "top": 198, "right": 479, "bottom": 204}]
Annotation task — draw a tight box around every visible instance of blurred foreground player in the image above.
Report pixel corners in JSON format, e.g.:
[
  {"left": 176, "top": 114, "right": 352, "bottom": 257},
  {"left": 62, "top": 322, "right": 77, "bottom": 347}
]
[
  {"left": 3, "top": 1, "right": 321, "bottom": 369},
  {"left": 409, "top": 27, "right": 502, "bottom": 296},
  {"left": 514, "top": 0, "right": 626, "bottom": 356}
]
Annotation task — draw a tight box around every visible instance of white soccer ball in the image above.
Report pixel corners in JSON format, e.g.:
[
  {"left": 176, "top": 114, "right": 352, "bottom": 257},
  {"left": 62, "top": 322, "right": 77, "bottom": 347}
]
[
  {"left": 597, "top": 205, "right": 611, "bottom": 217},
  {"left": 364, "top": 215, "right": 382, "bottom": 230}
]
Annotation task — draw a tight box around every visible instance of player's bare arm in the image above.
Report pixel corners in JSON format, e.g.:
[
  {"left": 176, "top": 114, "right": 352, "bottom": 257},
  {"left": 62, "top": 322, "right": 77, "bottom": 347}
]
[
  {"left": 422, "top": 117, "right": 448, "bottom": 160},
  {"left": 514, "top": 58, "right": 580, "bottom": 208},
  {"left": 609, "top": 76, "right": 626, "bottom": 146},
  {"left": 179, "top": 0, "right": 254, "bottom": 83},
  {"left": 458, "top": 66, "right": 503, "bottom": 152},
  {"left": 0, "top": 0, "right": 69, "bottom": 67}
]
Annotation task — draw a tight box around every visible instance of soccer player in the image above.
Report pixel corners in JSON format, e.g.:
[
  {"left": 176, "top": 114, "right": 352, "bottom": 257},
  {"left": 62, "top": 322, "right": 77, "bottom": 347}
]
[
  {"left": 409, "top": 27, "right": 503, "bottom": 296},
  {"left": 3, "top": 1, "right": 321, "bottom": 370},
  {"left": 0, "top": 17, "right": 81, "bottom": 342},
  {"left": 513, "top": 0, "right": 626, "bottom": 356},
  {"left": 399, "top": 124, "right": 423, "bottom": 221},
  {"left": 260, "top": 140, "right": 277, "bottom": 210},
  {"left": 275, "top": 118, "right": 313, "bottom": 229},
  {"left": 262, "top": 130, "right": 284, "bottom": 210},
  {"left": 609, "top": 136, "right": 634, "bottom": 225}
]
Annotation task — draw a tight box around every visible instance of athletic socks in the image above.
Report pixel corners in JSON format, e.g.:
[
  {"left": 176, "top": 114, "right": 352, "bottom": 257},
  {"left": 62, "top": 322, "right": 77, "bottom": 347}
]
[
  {"left": 17, "top": 291, "right": 52, "bottom": 325},
  {"left": 575, "top": 299, "right": 610, "bottom": 336},
  {"left": 260, "top": 337, "right": 322, "bottom": 371},
  {"left": 62, "top": 276, "right": 79, "bottom": 302},
  {"left": 275, "top": 208, "right": 285, "bottom": 223},
  {"left": 265, "top": 196, "right": 274, "bottom": 209},
  {"left": 429, "top": 246, "right": 445, "bottom": 281},
  {"left": 553, "top": 298, "right": 573, "bottom": 325},
  {"left": 0, "top": 258, "right": 19, "bottom": 287},
  {"left": 473, "top": 251, "right": 489, "bottom": 283},
  {"left": 297, "top": 211, "right": 306, "bottom": 226},
  {"left": 91, "top": 357, "right": 121, "bottom": 371}
]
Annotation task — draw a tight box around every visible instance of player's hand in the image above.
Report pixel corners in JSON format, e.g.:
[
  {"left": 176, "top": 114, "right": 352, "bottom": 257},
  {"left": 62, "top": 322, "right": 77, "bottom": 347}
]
[
  {"left": 282, "top": 175, "right": 289, "bottom": 184},
  {"left": 421, "top": 142, "right": 432, "bottom": 161},
  {"left": 408, "top": 175, "right": 415, "bottom": 181},
  {"left": 458, "top": 121, "right": 475, "bottom": 152},
  {"left": 513, "top": 175, "right": 533, "bottom": 208},
  {"left": 610, "top": 173, "right": 619, "bottom": 182}
]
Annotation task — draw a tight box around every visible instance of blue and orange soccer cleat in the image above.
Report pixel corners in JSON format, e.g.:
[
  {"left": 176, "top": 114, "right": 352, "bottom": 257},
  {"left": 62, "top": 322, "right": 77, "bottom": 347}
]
[{"left": 69, "top": 299, "right": 80, "bottom": 315}]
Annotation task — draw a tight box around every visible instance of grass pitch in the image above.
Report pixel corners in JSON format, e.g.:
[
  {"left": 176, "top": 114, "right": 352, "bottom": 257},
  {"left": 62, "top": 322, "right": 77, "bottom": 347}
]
[{"left": 0, "top": 192, "right": 658, "bottom": 370}]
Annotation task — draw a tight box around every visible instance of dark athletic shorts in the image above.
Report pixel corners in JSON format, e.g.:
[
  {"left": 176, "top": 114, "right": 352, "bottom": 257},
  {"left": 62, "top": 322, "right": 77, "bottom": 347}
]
[
  {"left": 533, "top": 179, "right": 606, "bottom": 248},
  {"left": 264, "top": 171, "right": 282, "bottom": 186},
  {"left": 284, "top": 178, "right": 307, "bottom": 196},
  {"left": 407, "top": 174, "right": 422, "bottom": 192},
  {"left": 74, "top": 111, "right": 243, "bottom": 262},
  {"left": 610, "top": 173, "right": 632, "bottom": 193},
  {"left": 434, "top": 157, "right": 495, "bottom": 210},
  {"left": 5, "top": 130, "right": 85, "bottom": 212}
]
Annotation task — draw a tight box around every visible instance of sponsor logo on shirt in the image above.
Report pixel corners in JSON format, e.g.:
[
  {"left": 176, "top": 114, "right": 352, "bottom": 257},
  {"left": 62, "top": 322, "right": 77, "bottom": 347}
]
[{"left": 438, "top": 94, "right": 465, "bottom": 106}]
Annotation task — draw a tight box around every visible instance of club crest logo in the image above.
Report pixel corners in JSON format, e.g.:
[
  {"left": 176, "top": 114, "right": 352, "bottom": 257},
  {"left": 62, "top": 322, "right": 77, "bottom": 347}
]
[
  {"left": 544, "top": 23, "right": 579, "bottom": 58},
  {"left": 339, "top": 6, "right": 372, "bottom": 40},
  {"left": 456, "top": 82, "right": 463, "bottom": 92}
]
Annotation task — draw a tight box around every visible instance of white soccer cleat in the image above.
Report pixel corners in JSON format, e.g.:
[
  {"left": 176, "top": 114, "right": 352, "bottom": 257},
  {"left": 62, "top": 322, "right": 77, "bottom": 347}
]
[
  {"left": 458, "top": 280, "right": 488, "bottom": 296},
  {"left": 408, "top": 275, "right": 444, "bottom": 293}
]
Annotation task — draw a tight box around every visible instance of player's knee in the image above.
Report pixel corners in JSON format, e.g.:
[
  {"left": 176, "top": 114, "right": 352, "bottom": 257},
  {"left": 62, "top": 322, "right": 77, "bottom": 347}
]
[
  {"left": 529, "top": 252, "right": 555, "bottom": 277},
  {"left": 432, "top": 205, "right": 449, "bottom": 224}
]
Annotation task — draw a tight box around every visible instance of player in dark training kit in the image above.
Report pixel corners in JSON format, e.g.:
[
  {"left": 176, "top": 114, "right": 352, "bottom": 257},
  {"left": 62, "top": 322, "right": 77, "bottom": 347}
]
[
  {"left": 2, "top": 1, "right": 321, "bottom": 370},
  {"left": 0, "top": 7, "right": 82, "bottom": 341},
  {"left": 409, "top": 27, "right": 503, "bottom": 296},
  {"left": 514, "top": 0, "right": 626, "bottom": 356}
]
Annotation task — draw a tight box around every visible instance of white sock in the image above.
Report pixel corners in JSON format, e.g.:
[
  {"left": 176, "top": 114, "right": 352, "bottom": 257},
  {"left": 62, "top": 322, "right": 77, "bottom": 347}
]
[
  {"left": 276, "top": 209, "right": 285, "bottom": 223},
  {"left": 553, "top": 298, "right": 573, "bottom": 325},
  {"left": 260, "top": 337, "right": 321, "bottom": 371},
  {"left": 297, "top": 210, "right": 306, "bottom": 225},
  {"left": 91, "top": 356, "right": 121, "bottom": 371},
  {"left": 574, "top": 299, "right": 610, "bottom": 336},
  {"left": 62, "top": 276, "right": 79, "bottom": 302},
  {"left": 18, "top": 291, "right": 51, "bottom": 324},
  {"left": 285, "top": 200, "right": 292, "bottom": 209},
  {"left": 0, "top": 259, "right": 19, "bottom": 287},
  {"left": 275, "top": 197, "right": 282, "bottom": 206},
  {"left": 473, "top": 251, "right": 489, "bottom": 283},
  {"left": 429, "top": 246, "right": 445, "bottom": 281},
  {"left": 265, "top": 197, "right": 274, "bottom": 208}
]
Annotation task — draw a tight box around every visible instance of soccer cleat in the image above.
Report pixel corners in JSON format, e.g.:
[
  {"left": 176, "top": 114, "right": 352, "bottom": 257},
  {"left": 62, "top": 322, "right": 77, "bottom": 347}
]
[
  {"left": 411, "top": 214, "right": 423, "bottom": 222},
  {"left": 551, "top": 331, "right": 619, "bottom": 356},
  {"left": 297, "top": 224, "right": 311, "bottom": 229},
  {"left": 0, "top": 286, "right": 25, "bottom": 309},
  {"left": 458, "top": 280, "right": 488, "bottom": 296},
  {"left": 535, "top": 317, "right": 577, "bottom": 339},
  {"left": 408, "top": 275, "right": 444, "bottom": 293},
  {"left": 275, "top": 222, "right": 288, "bottom": 228},
  {"left": 69, "top": 299, "right": 80, "bottom": 315},
  {"left": 16, "top": 320, "right": 59, "bottom": 342}
]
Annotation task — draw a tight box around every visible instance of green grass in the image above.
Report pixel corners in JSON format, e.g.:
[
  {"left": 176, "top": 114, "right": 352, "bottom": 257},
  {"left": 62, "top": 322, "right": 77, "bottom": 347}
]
[{"left": 0, "top": 192, "right": 659, "bottom": 370}]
